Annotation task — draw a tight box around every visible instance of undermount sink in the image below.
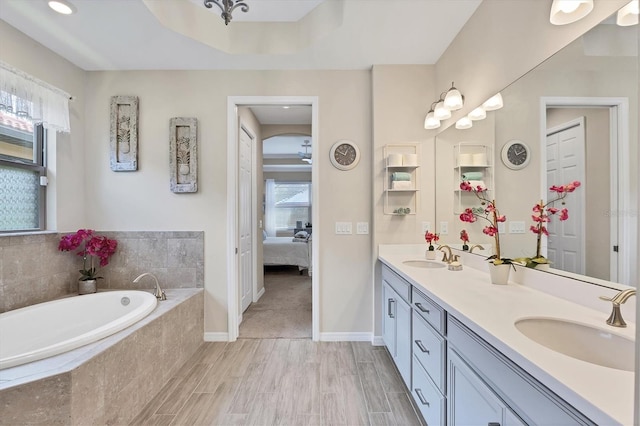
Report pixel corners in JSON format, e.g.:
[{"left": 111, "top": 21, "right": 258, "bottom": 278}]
[
  {"left": 402, "top": 260, "right": 446, "bottom": 269},
  {"left": 515, "top": 317, "right": 635, "bottom": 372}
]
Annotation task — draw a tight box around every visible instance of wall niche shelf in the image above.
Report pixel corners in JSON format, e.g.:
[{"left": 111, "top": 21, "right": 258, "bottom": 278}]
[
  {"left": 454, "top": 142, "right": 493, "bottom": 214},
  {"left": 383, "top": 144, "right": 420, "bottom": 215}
]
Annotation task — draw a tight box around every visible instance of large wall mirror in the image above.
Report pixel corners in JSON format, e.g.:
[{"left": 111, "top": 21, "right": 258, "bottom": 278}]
[{"left": 435, "top": 9, "right": 638, "bottom": 288}]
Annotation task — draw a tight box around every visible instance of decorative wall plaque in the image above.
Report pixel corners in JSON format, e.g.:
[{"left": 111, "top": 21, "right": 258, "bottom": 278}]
[
  {"left": 109, "top": 96, "right": 139, "bottom": 171},
  {"left": 169, "top": 117, "right": 198, "bottom": 193}
]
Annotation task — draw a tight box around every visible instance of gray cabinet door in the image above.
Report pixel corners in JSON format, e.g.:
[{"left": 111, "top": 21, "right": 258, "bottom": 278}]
[
  {"left": 382, "top": 281, "right": 396, "bottom": 357},
  {"left": 395, "top": 293, "right": 412, "bottom": 385},
  {"left": 448, "top": 349, "right": 525, "bottom": 426}
]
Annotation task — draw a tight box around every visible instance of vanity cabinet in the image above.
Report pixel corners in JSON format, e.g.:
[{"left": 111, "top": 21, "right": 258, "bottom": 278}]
[
  {"left": 381, "top": 266, "right": 412, "bottom": 385},
  {"left": 447, "top": 317, "right": 596, "bottom": 426},
  {"left": 379, "top": 261, "right": 599, "bottom": 426}
]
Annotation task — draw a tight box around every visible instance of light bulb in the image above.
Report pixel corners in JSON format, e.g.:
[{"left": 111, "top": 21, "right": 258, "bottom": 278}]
[
  {"left": 468, "top": 107, "right": 486, "bottom": 121},
  {"left": 424, "top": 111, "right": 440, "bottom": 130},
  {"left": 434, "top": 100, "right": 451, "bottom": 120},
  {"left": 558, "top": 1, "right": 581, "bottom": 13},
  {"left": 482, "top": 93, "right": 503, "bottom": 111},
  {"left": 444, "top": 84, "right": 464, "bottom": 111},
  {"left": 455, "top": 117, "right": 473, "bottom": 130},
  {"left": 617, "top": 0, "right": 639, "bottom": 26}
]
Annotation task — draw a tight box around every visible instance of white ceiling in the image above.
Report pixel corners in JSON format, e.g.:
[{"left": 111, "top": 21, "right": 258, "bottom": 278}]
[{"left": 0, "top": 0, "right": 482, "bottom": 71}]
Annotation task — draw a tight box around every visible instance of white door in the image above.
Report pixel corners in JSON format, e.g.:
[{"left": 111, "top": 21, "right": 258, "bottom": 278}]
[
  {"left": 239, "top": 126, "right": 254, "bottom": 313},
  {"left": 546, "top": 119, "right": 585, "bottom": 274}
]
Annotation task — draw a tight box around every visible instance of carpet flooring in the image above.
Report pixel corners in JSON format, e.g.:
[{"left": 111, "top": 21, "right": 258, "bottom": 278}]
[{"left": 239, "top": 266, "right": 312, "bottom": 339}]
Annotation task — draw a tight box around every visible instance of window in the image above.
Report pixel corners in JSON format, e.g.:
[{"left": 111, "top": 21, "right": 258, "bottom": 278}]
[
  {"left": 0, "top": 109, "right": 46, "bottom": 232},
  {"left": 271, "top": 181, "right": 312, "bottom": 231}
]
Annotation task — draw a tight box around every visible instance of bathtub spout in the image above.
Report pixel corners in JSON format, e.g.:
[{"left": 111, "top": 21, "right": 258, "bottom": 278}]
[{"left": 133, "top": 273, "right": 167, "bottom": 300}]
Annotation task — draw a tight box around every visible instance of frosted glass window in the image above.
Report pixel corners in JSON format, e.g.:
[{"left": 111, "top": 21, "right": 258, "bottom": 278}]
[
  {"left": 0, "top": 110, "right": 45, "bottom": 232},
  {"left": 0, "top": 165, "right": 40, "bottom": 231},
  {"left": 273, "top": 182, "right": 312, "bottom": 230}
]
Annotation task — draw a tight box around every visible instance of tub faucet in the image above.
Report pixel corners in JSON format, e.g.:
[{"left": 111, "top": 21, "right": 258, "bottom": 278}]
[
  {"left": 599, "top": 289, "right": 635, "bottom": 327},
  {"left": 133, "top": 273, "right": 166, "bottom": 300},
  {"left": 469, "top": 244, "right": 485, "bottom": 253}
]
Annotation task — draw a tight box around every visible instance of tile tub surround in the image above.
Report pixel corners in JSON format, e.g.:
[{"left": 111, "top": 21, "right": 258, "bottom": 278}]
[
  {"left": 0, "top": 231, "right": 204, "bottom": 313},
  {"left": 0, "top": 289, "right": 204, "bottom": 426}
]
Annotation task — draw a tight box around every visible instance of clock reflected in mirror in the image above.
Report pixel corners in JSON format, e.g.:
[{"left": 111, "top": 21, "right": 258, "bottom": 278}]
[{"left": 501, "top": 139, "right": 530, "bottom": 170}]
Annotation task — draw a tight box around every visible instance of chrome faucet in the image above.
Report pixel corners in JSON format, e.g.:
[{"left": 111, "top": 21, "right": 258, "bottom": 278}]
[
  {"left": 133, "top": 273, "right": 167, "bottom": 300},
  {"left": 599, "top": 289, "right": 636, "bottom": 327},
  {"left": 438, "top": 245, "right": 453, "bottom": 264},
  {"left": 469, "top": 244, "right": 485, "bottom": 253}
]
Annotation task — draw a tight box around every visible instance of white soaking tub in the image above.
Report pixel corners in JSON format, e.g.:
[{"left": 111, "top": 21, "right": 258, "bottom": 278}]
[{"left": 0, "top": 290, "right": 157, "bottom": 370}]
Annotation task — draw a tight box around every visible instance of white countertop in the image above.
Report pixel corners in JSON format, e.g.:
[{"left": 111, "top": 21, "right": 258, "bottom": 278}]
[{"left": 379, "top": 244, "right": 636, "bottom": 426}]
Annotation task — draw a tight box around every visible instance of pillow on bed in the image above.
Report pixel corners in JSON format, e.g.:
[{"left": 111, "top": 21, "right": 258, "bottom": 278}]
[
  {"left": 294, "top": 230, "right": 309, "bottom": 239},
  {"left": 263, "top": 230, "right": 267, "bottom": 241}
]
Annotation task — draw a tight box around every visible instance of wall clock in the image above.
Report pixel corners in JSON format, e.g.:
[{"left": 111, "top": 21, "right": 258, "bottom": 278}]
[
  {"left": 330, "top": 140, "right": 360, "bottom": 171},
  {"left": 501, "top": 140, "right": 531, "bottom": 170}
]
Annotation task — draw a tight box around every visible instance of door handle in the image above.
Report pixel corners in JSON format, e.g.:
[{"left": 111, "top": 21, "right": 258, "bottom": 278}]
[
  {"left": 414, "top": 388, "right": 429, "bottom": 406},
  {"left": 387, "top": 299, "right": 395, "bottom": 318},
  {"left": 488, "top": 423, "right": 501, "bottom": 426},
  {"left": 414, "top": 340, "right": 430, "bottom": 354},
  {"left": 415, "top": 302, "right": 430, "bottom": 314}
]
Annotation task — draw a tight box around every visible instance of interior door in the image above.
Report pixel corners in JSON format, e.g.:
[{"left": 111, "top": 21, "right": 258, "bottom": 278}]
[
  {"left": 239, "top": 126, "right": 254, "bottom": 313},
  {"left": 546, "top": 119, "right": 585, "bottom": 275}
]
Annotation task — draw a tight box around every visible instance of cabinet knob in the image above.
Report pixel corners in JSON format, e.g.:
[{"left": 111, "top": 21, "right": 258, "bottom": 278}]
[
  {"left": 414, "top": 388, "right": 430, "bottom": 406},
  {"left": 414, "top": 340, "right": 430, "bottom": 354},
  {"left": 415, "top": 302, "right": 430, "bottom": 314}
]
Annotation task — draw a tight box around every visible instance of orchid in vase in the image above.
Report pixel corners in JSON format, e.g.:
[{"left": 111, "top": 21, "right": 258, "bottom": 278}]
[
  {"left": 458, "top": 181, "right": 511, "bottom": 265},
  {"left": 58, "top": 229, "right": 118, "bottom": 281},
  {"left": 425, "top": 230, "right": 440, "bottom": 251},
  {"left": 519, "top": 181, "right": 581, "bottom": 268},
  {"left": 460, "top": 229, "right": 470, "bottom": 251}
]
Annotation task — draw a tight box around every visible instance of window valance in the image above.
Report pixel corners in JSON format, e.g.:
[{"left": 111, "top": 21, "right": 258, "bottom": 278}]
[{"left": 0, "top": 61, "right": 71, "bottom": 133}]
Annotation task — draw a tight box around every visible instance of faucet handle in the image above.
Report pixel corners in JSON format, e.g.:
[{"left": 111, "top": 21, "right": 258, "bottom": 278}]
[{"left": 599, "top": 295, "right": 613, "bottom": 302}]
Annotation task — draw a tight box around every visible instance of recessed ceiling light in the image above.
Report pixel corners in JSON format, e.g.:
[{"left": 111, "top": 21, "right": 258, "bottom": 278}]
[{"left": 48, "top": 0, "right": 76, "bottom": 15}]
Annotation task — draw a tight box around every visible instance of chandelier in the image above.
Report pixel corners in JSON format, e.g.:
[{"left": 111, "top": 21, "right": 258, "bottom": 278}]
[{"left": 203, "top": 0, "right": 249, "bottom": 25}]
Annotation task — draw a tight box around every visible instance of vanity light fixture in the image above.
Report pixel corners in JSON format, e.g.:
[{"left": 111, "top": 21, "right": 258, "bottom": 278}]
[
  {"left": 617, "top": 0, "right": 639, "bottom": 26},
  {"left": 455, "top": 116, "right": 473, "bottom": 130},
  {"left": 48, "top": 0, "right": 76, "bottom": 15},
  {"left": 549, "top": 0, "right": 593, "bottom": 25},
  {"left": 424, "top": 102, "right": 441, "bottom": 130},
  {"left": 204, "top": 0, "right": 249, "bottom": 25},
  {"left": 482, "top": 93, "right": 504, "bottom": 111},
  {"left": 443, "top": 82, "right": 464, "bottom": 111},
  {"left": 468, "top": 106, "right": 487, "bottom": 121}
]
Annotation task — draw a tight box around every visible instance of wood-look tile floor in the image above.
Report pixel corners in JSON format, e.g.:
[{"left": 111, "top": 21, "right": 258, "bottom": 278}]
[{"left": 130, "top": 339, "right": 423, "bottom": 426}]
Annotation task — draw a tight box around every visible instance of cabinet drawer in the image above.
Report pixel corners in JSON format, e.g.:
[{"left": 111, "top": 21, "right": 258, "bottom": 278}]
[
  {"left": 382, "top": 265, "right": 410, "bottom": 303},
  {"left": 412, "top": 287, "right": 445, "bottom": 333},
  {"left": 412, "top": 311, "right": 445, "bottom": 392},
  {"left": 411, "top": 356, "right": 446, "bottom": 426}
]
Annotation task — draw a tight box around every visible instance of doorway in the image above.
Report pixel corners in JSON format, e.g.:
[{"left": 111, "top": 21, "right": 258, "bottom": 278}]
[
  {"left": 540, "top": 97, "right": 634, "bottom": 286},
  {"left": 226, "top": 96, "right": 320, "bottom": 342}
]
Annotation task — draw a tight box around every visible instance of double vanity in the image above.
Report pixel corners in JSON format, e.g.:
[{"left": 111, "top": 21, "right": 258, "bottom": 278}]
[{"left": 378, "top": 244, "right": 636, "bottom": 425}]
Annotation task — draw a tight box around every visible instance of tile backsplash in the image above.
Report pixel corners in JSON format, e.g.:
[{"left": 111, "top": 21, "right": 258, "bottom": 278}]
[{"left": 0, "top": 231, "right": 204, "bottom": 313}]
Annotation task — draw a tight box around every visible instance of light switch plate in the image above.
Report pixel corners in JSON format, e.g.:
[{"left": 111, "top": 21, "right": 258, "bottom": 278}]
[
  {"left": 439, "top": 221, "right": 449, "bottom": 235},
  {"left": 422, "top": 222, "right": 431, "bottom": 233},
  {"left": 497, "top": 222, "right": 506, "bottom": 234},
  {"left": 356, "top": 222, "right": 369, "bottom": 235},
  {"left": 509, "top": 221, "right": 526, "bottom": 234},
  {"left": 335, "top": 222, "right": 352, "bottom": 235}
]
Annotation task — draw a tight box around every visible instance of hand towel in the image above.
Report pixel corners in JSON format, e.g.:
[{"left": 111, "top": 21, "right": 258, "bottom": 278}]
[
  {"left": 462, "top": 171, "right": 484, "bottom": 180},
  {"left": 391, "top": 172, "right": 412, "bottom": 181}
]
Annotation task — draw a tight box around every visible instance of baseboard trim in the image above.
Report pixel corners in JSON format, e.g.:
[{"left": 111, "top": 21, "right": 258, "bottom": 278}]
[
  {"left": 319, "top": 332, "right": 373, "bottom": 342},
  {"left": 372, "top": 336, "right": 385, "bottom": 346},
  {"left": 203, "top": 332, "right": 229, "bottom": 342},
  {"left": 255, "top": 287, "right": 265, "bottom": 302}
]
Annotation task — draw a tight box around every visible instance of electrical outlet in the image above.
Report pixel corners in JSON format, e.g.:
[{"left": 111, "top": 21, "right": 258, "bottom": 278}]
[
  {"left": 422, "top": 222, "right": 431, "bottom": 233},
  {"left": 335, "top": 222, "right": 352, "bottom": 235},
  {"left": 509, "top": 221, "right": 526, "bottom": 234},
  {"left": 356, "top": 222, "right": 369, "bottom": 235},
  {"left": 439, "top": 221, "right": 449, "bottom": 235}
]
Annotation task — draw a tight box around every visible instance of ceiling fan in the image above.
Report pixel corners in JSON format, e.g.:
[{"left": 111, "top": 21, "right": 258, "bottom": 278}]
[{"left": 298, "top": 140, "right": 312, "bottom": 164}]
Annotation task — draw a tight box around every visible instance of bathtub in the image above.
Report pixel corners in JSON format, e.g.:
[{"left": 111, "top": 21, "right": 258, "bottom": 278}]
[{"left": 0, "top": 290, "right": 157, "bottom": 370}]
